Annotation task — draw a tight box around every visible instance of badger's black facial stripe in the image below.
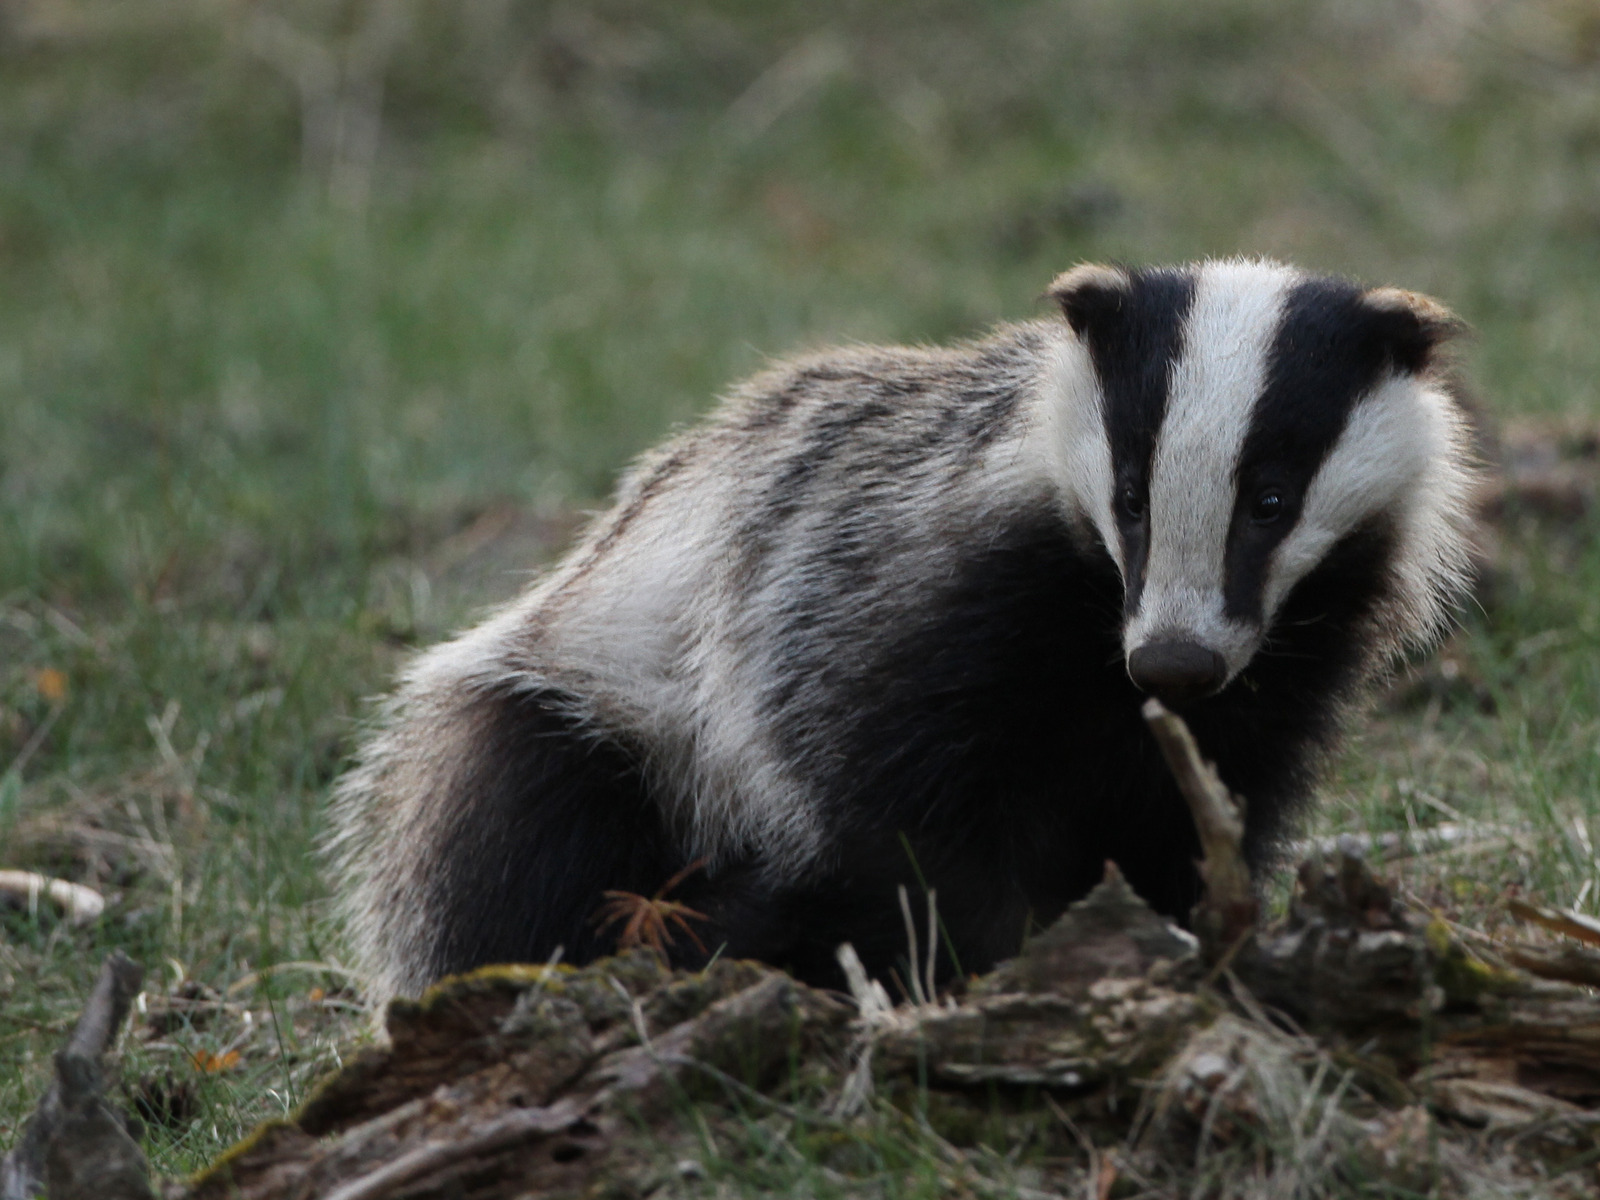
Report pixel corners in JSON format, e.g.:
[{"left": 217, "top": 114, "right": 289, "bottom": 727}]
[
  {"left": 1221, "top": 277, "right": 1401, "bottom": 622},
  {"left": 1077, "top": 267, "right": 1197, "bottom": 611}
]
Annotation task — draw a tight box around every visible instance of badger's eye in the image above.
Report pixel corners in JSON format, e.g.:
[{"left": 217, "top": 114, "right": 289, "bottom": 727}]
[
  {"left": 1119, "top": 484, "right": 1145, "bottom": 521},
  {"left": 1251, "top": 489, "right": 1285, "bottom": 523}
]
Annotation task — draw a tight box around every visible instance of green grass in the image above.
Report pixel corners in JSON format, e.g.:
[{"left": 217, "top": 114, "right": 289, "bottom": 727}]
[{"left": 2, "top": 0, "right": 1599, "bottom": 1189}]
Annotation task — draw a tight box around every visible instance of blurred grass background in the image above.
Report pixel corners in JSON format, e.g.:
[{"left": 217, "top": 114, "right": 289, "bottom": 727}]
[{"left": 1, "top": 0, "right": 1599, "bottom": 1179}]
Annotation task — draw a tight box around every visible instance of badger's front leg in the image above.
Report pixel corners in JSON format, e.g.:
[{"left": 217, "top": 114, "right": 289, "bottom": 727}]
[
  {"left": 677, "top": 830, "right": 1048, "bottom": 992},
  {"left": 357, "top": 682, "right": 805, "bottom": 987}
]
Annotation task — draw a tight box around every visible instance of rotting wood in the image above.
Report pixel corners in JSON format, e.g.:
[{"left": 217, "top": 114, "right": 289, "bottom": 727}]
[
  {"left": 17, "top": 865, "right": 1600, "bottom": 1199},
  {"left": 0, "top": 950, "right": 148, "bottom": 1200},
  {"left": 317, "top": 1099, "right": 587, "bottom": 1200},
  {"left": 183, "top": 957, "right": 851, "bottom": 1200},
  {"left": 13, "top": 712, "right": 1600, "bottom": 1197},
  {"left": 977, "top": 861, "right": 1198, "bottom": 998}
]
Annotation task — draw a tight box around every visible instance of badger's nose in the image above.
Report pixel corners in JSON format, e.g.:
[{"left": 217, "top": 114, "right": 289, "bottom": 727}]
[{"left": 1127, "top": 639, "right": 1227, "bottom": 707}]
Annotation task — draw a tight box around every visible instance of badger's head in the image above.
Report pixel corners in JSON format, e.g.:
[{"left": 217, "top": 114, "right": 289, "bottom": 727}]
[{"left": 1045, "top": 258, "right": 1479, "bottom": 708}]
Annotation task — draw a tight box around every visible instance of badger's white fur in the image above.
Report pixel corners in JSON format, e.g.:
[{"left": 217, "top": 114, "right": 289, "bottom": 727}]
[{"left": 329, "top": 258, "right": 1479, "bottom": 1004}]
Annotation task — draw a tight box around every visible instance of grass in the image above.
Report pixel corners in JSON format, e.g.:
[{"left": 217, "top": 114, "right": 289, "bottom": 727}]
[{"left": 1, "top": 0, "right": 1599, "bottom": 1190}]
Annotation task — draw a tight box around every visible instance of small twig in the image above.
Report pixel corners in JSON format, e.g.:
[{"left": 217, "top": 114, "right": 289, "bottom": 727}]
[
  {"left": 1498, "top": 941, "right": 1600, "bottom": 989},
  {"left": 1290, "top": 821, "right": 1519, "bottom": 864},
  {"left": 832, "top": 942, "right": 894, "bottom": 1117},
  {"left": 1507, "top": 898, "right": 1600, "bottom": 948},
  {"left": 834, "top": 942, "right": 893, "bottom": 1021}
]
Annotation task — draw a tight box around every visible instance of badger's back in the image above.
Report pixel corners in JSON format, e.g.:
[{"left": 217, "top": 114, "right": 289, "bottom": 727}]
[
  {"left": 329, "top": 259, "right": 1479, "bottom": 1004},
  {"left": 328, "top": 328, "right": 1074, "bottom": 997}
]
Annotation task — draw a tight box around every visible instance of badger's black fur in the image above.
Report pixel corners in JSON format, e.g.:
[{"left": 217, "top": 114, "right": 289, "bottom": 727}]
[{"left": 330, "top": 259, "right": 1479, "bottom": 1002}]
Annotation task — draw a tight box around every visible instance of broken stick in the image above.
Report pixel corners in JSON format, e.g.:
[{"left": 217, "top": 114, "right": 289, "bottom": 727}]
[
  {"left": 0, "top": 870, "right": 105, "bottom": 926},
  {"left": 1141, "top": 698, "right": 1258, "bottom": 956},
  {"left": 0, "top": 950, "right": 152, "bottom": 1200}
]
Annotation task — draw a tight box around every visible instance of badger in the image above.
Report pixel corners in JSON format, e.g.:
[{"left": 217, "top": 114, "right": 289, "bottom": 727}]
[{"left": 329, "top": 258, "right": 1479, "bottom": 1003}]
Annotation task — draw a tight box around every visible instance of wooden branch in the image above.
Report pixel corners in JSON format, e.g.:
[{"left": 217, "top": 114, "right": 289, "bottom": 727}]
[
  {"left": 1507, "top": 897, "right": 1600, "bottom": 948},
  {"left": 0, "top": 951, "right": 149, "bottom": 1200},
  {"left": 320, "top": 1100, "right": 585, "bottom": 1200},
  {"left": 1290, "top": 821, "right": 1518, "bottom": 864},
  {"left": 1141, "top": 699, "right": 1257, "bottom": 953},
  {"left": 65, "top": 950, "right": 144, "bottom": 1060},
  {"left": 1499, "top": 941, "right": 1600, "bottom": 989},
  {"left": 0, "top": 870, "right": 105, "bottom": 926}
]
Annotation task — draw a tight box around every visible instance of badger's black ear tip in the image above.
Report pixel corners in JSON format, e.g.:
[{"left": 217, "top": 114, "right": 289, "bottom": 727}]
[
  {"left": 1047, "top": 263, "right": 1130, "bottom": 335},
  {"left": 1362, "top": 286, "right": 1466, "bottom": 374}
]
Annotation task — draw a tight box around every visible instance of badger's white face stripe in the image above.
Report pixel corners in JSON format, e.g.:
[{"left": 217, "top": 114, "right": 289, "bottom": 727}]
[
  {"left": 1123, "top": 260, "right": 1297, "bottom": 675},
  {"left": 1043, "top": 335, "right": 1122, "bottom": 571},
  {"left": 1264, "top": 373, "right": 1431, "bottom": 617}
]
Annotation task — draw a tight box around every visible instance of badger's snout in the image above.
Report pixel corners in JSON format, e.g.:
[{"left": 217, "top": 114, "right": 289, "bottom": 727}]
[{"left": 1126, "top": 638, "right": 1227, "bottom": 707}]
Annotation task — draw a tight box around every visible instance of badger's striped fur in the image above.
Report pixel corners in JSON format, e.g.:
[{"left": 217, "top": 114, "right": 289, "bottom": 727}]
[{"left": 329, "top": 258, "right": 1480, "bottom": 1003}]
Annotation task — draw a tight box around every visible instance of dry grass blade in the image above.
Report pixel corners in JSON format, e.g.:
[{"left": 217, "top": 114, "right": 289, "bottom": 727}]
[
  {"left": 896, "top": 884, "right": 926, "bottom": 1006},
  {"left": 1290, "top": 821, "right": 1520, "bottom": 864}
]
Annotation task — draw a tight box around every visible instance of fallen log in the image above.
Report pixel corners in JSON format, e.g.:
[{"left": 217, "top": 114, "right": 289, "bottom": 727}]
[
  {"left": 183, "top": 955, "right": 851, "bottom": 1200},
  {"left": 12, "top": 708, "right": 1600, "bottom": 1197}
]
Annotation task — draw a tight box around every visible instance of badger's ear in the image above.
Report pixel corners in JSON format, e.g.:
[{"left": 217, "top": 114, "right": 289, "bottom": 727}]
[
  {"left": 1362, "top": 286, "right": 1466, "bottom": 375},
  {"left": 1047, "top": 263, "right": 1131, "bottom": 337}
]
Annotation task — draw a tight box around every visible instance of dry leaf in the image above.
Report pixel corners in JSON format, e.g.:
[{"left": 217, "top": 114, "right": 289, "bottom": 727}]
[
  {"left": 190, "top": 1048, "right": 242, "bottom": 1073},
  {"left": 34, "top": 667, "right": 67, "bottom": 704}
]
